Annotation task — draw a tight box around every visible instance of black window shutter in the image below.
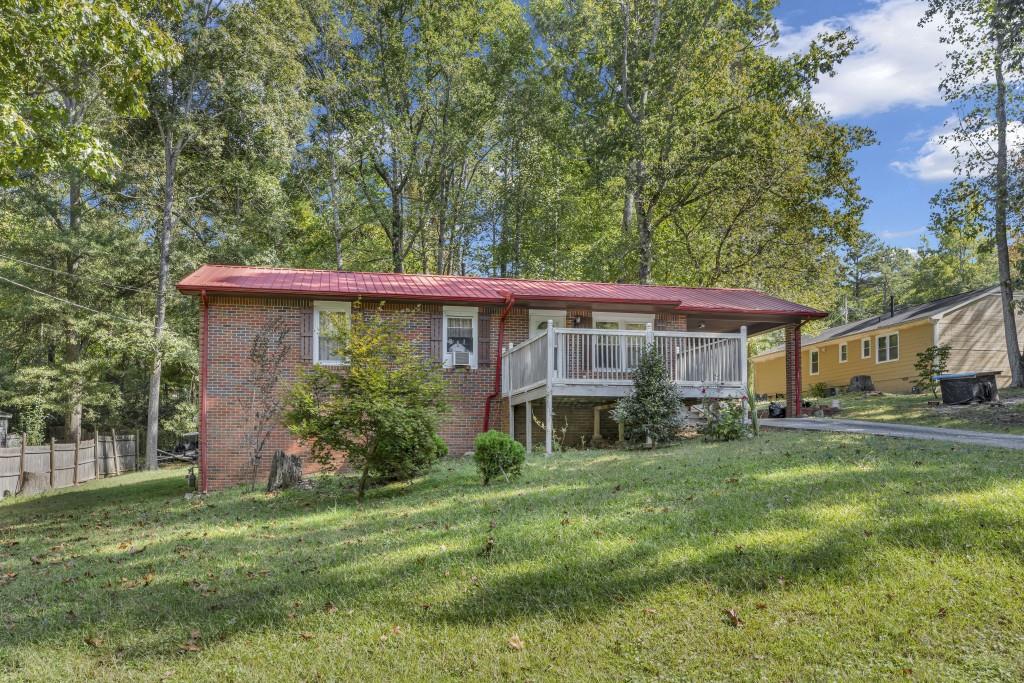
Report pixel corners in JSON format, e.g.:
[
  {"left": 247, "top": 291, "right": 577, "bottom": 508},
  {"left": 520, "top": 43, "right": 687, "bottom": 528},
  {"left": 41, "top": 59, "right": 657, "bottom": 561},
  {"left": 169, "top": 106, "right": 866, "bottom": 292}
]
[
  {"left": 430, "top": 313, "right": 444, "bottom": 361},
  {"left": 300, "top": 309, "right": 313, "bottom": 362},
  {"left": 478, "top": 314, "right": 492, "bottom": 367}
]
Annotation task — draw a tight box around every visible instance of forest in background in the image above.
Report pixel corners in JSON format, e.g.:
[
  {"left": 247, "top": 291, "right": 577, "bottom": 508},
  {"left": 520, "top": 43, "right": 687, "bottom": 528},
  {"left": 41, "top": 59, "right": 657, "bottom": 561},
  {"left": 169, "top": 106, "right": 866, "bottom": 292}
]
[{"left": 0, "top": 0, "right": 1019, "bottom": 450}]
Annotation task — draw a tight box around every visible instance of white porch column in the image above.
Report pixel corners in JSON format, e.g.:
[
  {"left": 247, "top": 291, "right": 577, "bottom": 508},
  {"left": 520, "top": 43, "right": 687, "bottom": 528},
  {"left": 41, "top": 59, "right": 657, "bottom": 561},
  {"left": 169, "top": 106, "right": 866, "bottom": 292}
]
[
  {"left": 525, "top": 400, "right": 533, "bottom": 453},
  {"left": 740, "top": 325, "right": 750, "bottom": 423},
  {"left": 507, "top": 341, "right": 515, "bottom": 438},
  {"left": 545, "top": 320, "right": 555, "bottom": 455},
  {"left": 545, "top": 393, "right": 553, "bottom": 455}
]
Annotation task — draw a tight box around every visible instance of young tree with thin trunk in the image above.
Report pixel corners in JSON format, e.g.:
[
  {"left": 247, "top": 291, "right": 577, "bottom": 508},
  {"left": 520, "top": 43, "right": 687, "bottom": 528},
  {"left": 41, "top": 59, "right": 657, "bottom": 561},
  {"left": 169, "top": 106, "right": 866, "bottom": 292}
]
[
  {"left": 923, "top": 0, "right": 1024, "bottom": 386},
  {"left": 141, "top": 0, "right": 312, "bottom": 469}
]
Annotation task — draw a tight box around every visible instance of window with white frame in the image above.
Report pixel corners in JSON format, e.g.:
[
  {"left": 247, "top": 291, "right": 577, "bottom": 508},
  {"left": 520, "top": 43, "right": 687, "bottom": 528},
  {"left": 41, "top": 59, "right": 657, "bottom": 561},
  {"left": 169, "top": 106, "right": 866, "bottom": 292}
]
[
  {"left": 314, "top": 301, "right": 351, "bottom": 365},
  {"left": 443, "top": 306, "right": 478, "bottom": 368},
  {"left": 861, "top": 338, "right": 871, "bottom": 359},
  {"left": 809, "top": 349, "right": 820, "bottom": 375},
  {"left": 839, "top": 343, "right": 848, "bottom": 363},
  {"left": 877, "top": 332, "right": 899, "bottom": 363}
]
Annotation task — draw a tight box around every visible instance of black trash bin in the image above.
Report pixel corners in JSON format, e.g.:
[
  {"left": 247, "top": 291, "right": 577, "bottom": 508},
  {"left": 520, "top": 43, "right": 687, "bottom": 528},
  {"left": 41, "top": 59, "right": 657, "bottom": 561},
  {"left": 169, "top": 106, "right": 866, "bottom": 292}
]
[{"left": 933, "top": 372, "right": 1001, "bottom": 405}]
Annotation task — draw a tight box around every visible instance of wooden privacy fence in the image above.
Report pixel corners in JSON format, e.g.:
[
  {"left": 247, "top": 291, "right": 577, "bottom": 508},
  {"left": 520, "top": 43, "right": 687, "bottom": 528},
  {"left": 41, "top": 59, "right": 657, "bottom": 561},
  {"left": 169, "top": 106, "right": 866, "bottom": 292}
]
[{"left": 0, "top": 433, "right": 138, "bottom": 497}]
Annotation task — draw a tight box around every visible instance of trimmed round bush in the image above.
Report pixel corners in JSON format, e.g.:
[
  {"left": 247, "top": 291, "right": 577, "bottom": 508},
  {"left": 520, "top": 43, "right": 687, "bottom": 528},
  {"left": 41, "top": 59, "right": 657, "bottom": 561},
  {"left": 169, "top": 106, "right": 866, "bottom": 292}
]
[{"left": 473, "top": 430, "right": 526, "bottom": 485}]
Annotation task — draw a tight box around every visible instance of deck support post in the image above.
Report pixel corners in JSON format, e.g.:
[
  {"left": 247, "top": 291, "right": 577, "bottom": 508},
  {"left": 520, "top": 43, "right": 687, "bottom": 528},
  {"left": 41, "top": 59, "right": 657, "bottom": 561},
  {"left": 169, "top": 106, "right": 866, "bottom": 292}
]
[
  {"left": 525, "top": 401, "right": 533, "bottom": 453},
  {"left": 740, "top": 325, "right": 749, "bottom": 423},
  {"left": 506, "top": 342, "right": 515, "bottom": 439},
  {"left": 545, "top": 320, "right": 555, "bottom": 456}
]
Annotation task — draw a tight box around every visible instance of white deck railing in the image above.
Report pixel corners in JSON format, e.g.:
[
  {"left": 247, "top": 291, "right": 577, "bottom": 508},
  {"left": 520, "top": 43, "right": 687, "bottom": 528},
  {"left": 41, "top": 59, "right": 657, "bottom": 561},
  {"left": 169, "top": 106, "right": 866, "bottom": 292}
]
[{"left": 502, "top": 324, "right": 747, "bottom": 396}]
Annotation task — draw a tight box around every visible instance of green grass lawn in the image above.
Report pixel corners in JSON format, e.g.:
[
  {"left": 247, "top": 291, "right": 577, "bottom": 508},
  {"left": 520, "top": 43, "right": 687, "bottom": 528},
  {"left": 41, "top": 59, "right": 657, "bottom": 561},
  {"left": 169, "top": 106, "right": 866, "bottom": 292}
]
[
  {"left": 3, "top": 433, "right": 1024, "bottom": 681},
  {"left": 831, "top": 388, "right": 1024, "bottom": 434}
]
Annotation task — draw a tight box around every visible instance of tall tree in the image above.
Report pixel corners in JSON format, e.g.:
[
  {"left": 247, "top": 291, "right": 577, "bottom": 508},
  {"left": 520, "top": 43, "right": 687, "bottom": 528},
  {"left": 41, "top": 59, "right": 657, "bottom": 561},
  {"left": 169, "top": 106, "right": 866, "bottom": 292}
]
[
  {"left": 301, "top": 0, "right": 532, "bottom": 274},
  {"left": 924, "top": 0, "right": 1024, "bottom": 386},
  {"left": 914, "top": 181, "right": 998, "bottom": 299},
  {"left": 0, "top": 0, "right": 176, "bottom": 441},
  {"left": 137, "top": 0, "right": 312, "bottom": 469},
  {"left": 0, "top": 0, "right": 176, "bottom": 183}
]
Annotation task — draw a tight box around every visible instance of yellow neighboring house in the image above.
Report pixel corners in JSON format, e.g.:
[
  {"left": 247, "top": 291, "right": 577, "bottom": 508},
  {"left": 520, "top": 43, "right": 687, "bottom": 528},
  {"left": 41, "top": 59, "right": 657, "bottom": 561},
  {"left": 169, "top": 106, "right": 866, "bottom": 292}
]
[{"left": 754, "top": 286, "right": 1024, "bottom": 395}]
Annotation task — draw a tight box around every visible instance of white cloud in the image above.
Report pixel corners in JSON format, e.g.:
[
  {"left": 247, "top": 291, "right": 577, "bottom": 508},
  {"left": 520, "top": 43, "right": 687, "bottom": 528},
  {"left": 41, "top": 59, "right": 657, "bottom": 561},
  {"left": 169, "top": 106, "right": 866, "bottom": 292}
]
[
  {"left": 877, "top": 226, "right": 927, "bottom": 240},
  {"left": 775, "top": 0, "right": 947, "bottom": 118},
  {"left": 891, "top": 121, "right": 1024, "bottom": 181},
  {"left": 890, "top": 128, "right": 957, "bottom": 180}
]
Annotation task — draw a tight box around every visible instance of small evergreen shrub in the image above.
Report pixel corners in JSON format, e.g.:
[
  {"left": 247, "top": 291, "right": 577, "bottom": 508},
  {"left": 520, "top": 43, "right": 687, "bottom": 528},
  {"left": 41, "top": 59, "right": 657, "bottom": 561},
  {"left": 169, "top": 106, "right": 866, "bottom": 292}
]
[
  {"left": 701, "top": 400, "right": 748, "bottom": 441},
  {"left": 914, "top": 344, "right": 951, "bottom": 397},
  {"left": 612, "top": 344, "right": 683, "bottom": 447},
  {"left": 473, "top": 430, "right": 526, "bottom": 485}
]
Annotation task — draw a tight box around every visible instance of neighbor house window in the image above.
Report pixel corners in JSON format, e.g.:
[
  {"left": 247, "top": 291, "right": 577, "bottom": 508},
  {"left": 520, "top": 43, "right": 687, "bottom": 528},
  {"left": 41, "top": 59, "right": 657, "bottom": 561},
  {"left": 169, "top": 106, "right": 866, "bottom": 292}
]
[
  {"left": 861, "top": 338, "right": 871, "bottom": 359},
  {"left": 877, "top": 332, "right": 899, "bottom": 363},
  {"left": 809, "top": 349, "right": 820, "bottom": 375},
  {"left": 443, "top": 306, "right": 478, "bottom": 368},
  {"left": 839, "top": 343, "right": 848, "bottom": 363},
  {"left": 314, "top": 301, "right": 351, "bottom": 365}
]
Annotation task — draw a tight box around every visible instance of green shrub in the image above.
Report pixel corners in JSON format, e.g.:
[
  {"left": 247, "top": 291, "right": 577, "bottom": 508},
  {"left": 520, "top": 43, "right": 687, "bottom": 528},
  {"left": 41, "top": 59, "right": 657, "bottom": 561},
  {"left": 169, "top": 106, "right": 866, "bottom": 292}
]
[
  {"left": 810, "top": 382, "right": 829, "bottom": 399},
  {"left": 473, "top": 430, "right": 526, "bottom": 485},
  {"left": 701, "top": 400, "right": 748, "bottom": 442},
  {"left": 372, "top": 410, "right": 447, "bottom": 482},
  {"left": 611, "top": 344, "right": 683, "bottom": 447},
  {"left": 285, "top": 304, "right": 448, "bottom": 498},
  {"left": 914, "top": 344, "right": 951, "bottom": 397}
]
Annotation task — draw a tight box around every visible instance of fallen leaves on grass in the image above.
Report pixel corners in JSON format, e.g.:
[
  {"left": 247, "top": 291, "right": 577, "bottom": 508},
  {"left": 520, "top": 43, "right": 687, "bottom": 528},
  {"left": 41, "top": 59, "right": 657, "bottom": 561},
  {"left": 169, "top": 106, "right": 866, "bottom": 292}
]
[
  {"left": 507, "top": 635, "right": 525, "bottom": 651},
  {"left": 84, "top": 636, "right": 103, "bottom": 648},
  {"left": 178, "top": 630, "right": 202, "bottom": 653},
  {"left": 300, "top": 632, "right": 314, "bottom": 641},
  {"left": 723, "top": 608, "right": 744, "bottom": 627},
  {"left": 324, "top": 602, "right": 339, "bottom": 615}
]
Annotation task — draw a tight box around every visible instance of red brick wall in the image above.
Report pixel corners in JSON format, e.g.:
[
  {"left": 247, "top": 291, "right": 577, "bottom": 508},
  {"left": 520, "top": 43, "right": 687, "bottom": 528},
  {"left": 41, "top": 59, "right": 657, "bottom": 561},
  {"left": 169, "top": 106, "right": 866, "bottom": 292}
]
[
  {"left": 785, "top": 322, "right": 803, "bottom": 417},
  {"left": 204, "top": 295, "right": 311, "bottom": 491},
  {"left": 201, "top": 295, "right": 532, "bottom": 489},
  {"left": 200, "top": 297, "right": 685, "bottom": 489}
]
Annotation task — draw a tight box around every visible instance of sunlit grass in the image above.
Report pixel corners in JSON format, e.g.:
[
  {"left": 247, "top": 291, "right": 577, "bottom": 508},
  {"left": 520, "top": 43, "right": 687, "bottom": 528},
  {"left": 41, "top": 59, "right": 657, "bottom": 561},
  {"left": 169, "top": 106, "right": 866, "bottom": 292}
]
[
  {"left": 3, "top": 432, "right": 1024, "bottom": 681},
  {"left": 835, "top": 388, "right": 1024, "bottom": 434}
]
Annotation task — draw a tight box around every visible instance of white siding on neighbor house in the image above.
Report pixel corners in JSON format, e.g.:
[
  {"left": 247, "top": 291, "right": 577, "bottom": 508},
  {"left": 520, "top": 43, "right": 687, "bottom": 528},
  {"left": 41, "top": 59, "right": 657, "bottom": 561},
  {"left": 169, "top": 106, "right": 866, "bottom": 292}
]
[{"left": 938, "top": 293, "right": 1024, "bottom": 388}]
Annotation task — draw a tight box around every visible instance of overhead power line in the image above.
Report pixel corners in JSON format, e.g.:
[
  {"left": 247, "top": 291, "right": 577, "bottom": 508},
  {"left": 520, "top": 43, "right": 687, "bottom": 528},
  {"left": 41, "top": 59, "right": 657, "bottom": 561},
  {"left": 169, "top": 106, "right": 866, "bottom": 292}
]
[
  {"left": 0, "top": 252, "right": 177, "bottom": 297},
  {"left": 0, "top": 272, "right": 158, "bottom": 331}
]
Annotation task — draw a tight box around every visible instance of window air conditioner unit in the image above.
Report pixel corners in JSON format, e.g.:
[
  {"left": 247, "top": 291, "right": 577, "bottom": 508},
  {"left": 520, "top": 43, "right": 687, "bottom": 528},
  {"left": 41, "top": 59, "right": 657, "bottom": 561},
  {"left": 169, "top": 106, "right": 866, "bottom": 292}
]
[{"left": 450, "top": 351, "right": 472, "bottom": 367}]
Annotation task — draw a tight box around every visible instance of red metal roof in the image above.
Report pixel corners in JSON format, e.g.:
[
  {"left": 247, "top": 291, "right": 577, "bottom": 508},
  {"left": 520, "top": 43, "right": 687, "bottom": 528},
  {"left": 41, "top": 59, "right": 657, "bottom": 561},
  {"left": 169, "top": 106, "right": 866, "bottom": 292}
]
[{"left": 177, "top": 264, "right": 825, "bottom": 318}]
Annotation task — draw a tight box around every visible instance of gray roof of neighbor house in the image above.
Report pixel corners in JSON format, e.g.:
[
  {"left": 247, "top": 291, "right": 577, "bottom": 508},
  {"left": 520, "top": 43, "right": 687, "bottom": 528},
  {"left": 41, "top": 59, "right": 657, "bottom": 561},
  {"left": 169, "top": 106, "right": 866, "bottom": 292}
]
[{"left": 755, "top": 285, "right": 999, "bottom": 357}]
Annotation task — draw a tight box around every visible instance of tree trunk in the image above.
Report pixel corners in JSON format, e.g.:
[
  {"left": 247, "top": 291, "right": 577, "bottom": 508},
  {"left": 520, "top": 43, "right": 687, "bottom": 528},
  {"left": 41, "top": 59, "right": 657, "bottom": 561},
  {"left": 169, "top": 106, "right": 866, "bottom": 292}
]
[
  {"left": 266, "top": 449, "right": 302, "bottom": 492},
  {"left": 64, "top": 173, "right": 83, "bottom": 442},
  {"left": 637, "top": 208, "right": 653, "bottom": 284},
  {"left": 357, "top": 460, "right": 371, "bottom": 499},
  {"left": 146, "top": 142, "right": 177, "bottom": 470},
  {"left": 992, "top": 24, "right": 1023, "bottom": 386},
  {"left": 390, "top": 188, "right": 404, "bottom": 273},
  {"left": 329, "top": 155, "right": 344, "bottom": 271}
]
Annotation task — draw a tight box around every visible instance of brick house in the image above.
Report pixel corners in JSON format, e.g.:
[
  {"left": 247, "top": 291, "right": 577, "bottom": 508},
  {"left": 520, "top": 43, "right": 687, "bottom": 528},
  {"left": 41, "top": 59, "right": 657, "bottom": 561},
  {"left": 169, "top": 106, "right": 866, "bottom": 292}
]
[{"left": 177, "top": 265, "right": 823, "bottom": 491}]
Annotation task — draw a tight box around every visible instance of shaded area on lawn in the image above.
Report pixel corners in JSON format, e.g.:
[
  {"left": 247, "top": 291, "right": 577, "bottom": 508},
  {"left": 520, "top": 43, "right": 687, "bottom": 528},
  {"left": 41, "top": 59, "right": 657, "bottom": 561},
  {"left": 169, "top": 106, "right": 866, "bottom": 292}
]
[{"left": 2, "top": 434, "right": 1024, "bottom": 681}]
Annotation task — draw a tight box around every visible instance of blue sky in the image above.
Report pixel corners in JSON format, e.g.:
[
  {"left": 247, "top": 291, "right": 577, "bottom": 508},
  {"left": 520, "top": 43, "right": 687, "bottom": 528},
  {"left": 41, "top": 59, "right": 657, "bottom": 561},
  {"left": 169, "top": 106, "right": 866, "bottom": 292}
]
[{"left": 774, "top": 0, "right": 959, "bottom": 249}]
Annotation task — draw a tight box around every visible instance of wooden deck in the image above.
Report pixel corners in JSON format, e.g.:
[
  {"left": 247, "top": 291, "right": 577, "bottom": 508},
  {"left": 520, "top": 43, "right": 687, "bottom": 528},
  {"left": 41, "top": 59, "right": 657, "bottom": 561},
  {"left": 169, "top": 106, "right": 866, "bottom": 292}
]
[{"left": 502, "top": 324, "right": 748, "bottom": 453}]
